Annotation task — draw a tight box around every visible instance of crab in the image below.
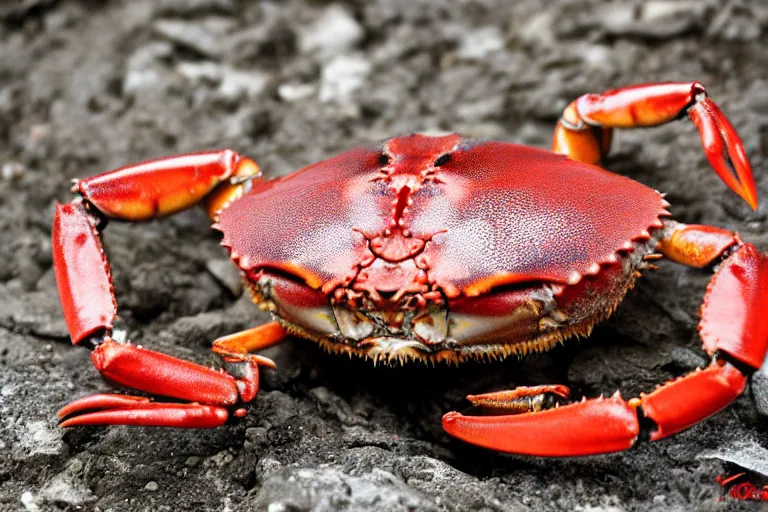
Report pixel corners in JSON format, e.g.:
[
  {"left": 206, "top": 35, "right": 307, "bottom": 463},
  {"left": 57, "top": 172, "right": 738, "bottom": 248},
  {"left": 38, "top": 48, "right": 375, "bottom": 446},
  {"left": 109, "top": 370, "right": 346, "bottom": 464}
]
[{"left": 52, "top": 81, "right": 768, "bottom": 456}]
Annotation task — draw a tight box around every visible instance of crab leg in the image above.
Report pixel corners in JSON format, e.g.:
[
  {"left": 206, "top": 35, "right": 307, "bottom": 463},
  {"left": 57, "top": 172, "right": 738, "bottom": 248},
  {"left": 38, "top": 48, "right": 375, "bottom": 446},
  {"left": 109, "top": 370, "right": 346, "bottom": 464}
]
[
  {"left": 73, "top": 149, "right": 261, "bottom": 221},
  {"left": 553, "top": 82, "right": 758, "bottom": 209},
  {"left": 443, "top": 223, "right": 768, "bottom": 455},
  {"left": 53, "top": 151, "right": 273, "bottom": 428},
  {"left": 212, "top": 322, "right": 287, "bottom": 364}
]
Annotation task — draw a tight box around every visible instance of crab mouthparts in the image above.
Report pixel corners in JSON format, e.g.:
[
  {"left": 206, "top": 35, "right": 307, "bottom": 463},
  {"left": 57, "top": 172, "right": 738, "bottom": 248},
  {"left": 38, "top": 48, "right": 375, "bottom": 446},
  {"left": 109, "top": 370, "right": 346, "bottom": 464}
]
[{"left": 331, "top": 304, "right": 449, "bottom": 352}]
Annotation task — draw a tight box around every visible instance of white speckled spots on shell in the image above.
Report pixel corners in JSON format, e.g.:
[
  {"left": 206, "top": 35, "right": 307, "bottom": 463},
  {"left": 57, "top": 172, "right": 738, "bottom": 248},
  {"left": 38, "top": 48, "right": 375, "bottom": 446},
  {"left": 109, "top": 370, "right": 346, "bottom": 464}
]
[{"left": 219, "top": 136, "right": 666, "bottom": 295}]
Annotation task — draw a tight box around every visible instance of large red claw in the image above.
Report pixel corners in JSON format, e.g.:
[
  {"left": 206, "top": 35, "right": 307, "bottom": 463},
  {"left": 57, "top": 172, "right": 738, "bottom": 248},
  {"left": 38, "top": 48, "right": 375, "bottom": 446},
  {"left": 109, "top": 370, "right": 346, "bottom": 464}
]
[
  {"left": 443, "top": 394, "right": 639, "bottom": 456},
  {"left": 638, "top": 362, "right": 746, "bottom": 441},
  {"left": 59, "top": 402, "right": 229, "bottom": 428},
  {"left": 90, "top": 340, "right": 242, "bottom": 405},
  {"left": 58, "top": 394, "right": 150, "bottom": 419},
  {"left": 689, "top": 98, "right": 758, "bottom": 210},
  {"left": 699, "top": 243, "right": 768, "bottom": 370}
]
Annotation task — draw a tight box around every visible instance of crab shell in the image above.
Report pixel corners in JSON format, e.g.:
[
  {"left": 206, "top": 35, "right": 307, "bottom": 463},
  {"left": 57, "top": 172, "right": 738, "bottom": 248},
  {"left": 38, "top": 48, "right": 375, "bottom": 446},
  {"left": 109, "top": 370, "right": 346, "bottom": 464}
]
[{"left": 217, "top": 134, "right": 667, "bottom": 364}]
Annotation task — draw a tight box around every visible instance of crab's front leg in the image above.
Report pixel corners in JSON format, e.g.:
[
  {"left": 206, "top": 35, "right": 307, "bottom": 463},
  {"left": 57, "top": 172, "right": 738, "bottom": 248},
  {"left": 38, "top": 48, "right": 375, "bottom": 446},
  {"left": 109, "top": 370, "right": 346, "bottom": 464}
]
[
  {"left": 443, "top": 223, "right": 768, "bottom": 456},
  {"left": 54, "top": 151, "right": 288, "bottom": 428},
  {"left": 552, "top": 82, "right": 758, "bottom": 209}
]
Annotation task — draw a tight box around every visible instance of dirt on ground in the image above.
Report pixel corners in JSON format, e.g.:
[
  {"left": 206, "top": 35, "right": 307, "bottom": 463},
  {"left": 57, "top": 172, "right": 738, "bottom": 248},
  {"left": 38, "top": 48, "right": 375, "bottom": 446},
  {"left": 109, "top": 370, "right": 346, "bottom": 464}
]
[{"left": 1, "top": 0, "right": 768, "bottom": 510}]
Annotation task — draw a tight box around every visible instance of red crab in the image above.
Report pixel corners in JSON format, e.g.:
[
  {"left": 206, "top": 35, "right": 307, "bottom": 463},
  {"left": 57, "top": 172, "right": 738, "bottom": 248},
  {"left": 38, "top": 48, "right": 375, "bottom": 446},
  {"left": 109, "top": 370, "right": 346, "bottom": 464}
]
[{"left": 53, "top": 82, "right": 768, "bottom": 456}]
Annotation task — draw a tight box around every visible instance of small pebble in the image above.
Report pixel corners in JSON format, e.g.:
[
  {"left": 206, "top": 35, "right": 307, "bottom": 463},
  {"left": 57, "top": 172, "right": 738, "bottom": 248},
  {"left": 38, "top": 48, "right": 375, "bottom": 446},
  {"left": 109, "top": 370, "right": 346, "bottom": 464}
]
[
  {"left": 144, "top": 481, "right": 159, "bottom": 492},
  {"left": 177, "top": 61, "right": 221, "bottom": 84},
  {"left": 298, "top": 4, "right": 363, "bottom": 57},
  {"left": 216, "top": 68, "right": 269, "bottom": 103},
  {"left": 206, "top": 258, "right": 243, "bottom": 296},
  {"left": 122, "top": 42, "right": 173, "bottom": 96},
  {"left": 153, "top": 18, "right": 231, "bottom": 58},
  {"left": 457, "top": 26, "right": 504, "bottom": 60},
  {"left": 1, "top": 162, "right": 24, "bottom": 180},
  {"left": 319, "top": 55, "right": 371, "bottom": 103},
  {"left": 20, "top": 491, "right": 39, "bottom": 512},
  {"left": 277, "top": 83, "right": 316, "bottom": 102}
]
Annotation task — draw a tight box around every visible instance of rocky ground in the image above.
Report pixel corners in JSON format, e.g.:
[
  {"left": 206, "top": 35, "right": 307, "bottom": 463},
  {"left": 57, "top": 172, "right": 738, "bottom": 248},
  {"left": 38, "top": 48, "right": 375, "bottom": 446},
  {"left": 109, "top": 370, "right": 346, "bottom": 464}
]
[{"left": 2, "top": 0, "right": 768, "bottom": 510}]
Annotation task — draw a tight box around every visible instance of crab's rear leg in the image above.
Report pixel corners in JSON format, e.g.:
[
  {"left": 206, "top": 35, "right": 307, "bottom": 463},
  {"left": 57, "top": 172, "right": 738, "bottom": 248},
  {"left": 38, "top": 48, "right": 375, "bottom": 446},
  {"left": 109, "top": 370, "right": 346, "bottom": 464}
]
[
  {"left": 443, "top": 223, "right": 768, "bottom": 456},
  {"left": 552, "top": 82, "right": 758, "bottom": 209},
  {"left": 54, "top": 150, "right": 282, "bottom": 428}
]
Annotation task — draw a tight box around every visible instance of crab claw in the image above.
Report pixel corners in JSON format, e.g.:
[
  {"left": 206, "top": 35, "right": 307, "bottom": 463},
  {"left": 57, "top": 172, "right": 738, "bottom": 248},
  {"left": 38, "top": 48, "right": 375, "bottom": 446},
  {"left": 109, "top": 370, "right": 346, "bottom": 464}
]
[
  {"left": 55, "top": 340, "right": 263, "bottom": 428},
  {"left": 60, "top": 405, "right": 228, "bottom": 428},
  {"left": 465, "top": 385, "right": 570, "bottom": 413},
  {"left": 58, "top": 395, "right": 229, "bottom": 428},
  {"left": 443, "top": 393, "right": 640, "bottom": 456},
  {"left": 58, "top": 394, "right": 150, "bottom": 419},
  {"left": 689, "top": 97, "right": 758, "bottom": 210}
]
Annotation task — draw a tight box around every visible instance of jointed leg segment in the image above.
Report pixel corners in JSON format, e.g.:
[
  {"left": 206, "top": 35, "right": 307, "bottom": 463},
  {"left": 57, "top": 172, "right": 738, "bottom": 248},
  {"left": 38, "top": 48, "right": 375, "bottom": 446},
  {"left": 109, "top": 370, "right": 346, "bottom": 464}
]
[
  {"left": 53, "top": 150, "right": 287, "bottom": 428},
  {"left": 73, "top": 149, "right": 261, "bottom": 221},
  {"left": 212, "top": 322, "right": 287, "bottom": 366},
  {"left": 553, "top": 81, "right": 758, "bottom": 209}
]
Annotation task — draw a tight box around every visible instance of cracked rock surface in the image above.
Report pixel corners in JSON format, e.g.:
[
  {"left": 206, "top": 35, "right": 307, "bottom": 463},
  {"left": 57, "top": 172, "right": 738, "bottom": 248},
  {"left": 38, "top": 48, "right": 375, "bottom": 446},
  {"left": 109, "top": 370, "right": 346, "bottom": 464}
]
[{"left": 1, "top": 1, "right": 767, "bottom": 510}]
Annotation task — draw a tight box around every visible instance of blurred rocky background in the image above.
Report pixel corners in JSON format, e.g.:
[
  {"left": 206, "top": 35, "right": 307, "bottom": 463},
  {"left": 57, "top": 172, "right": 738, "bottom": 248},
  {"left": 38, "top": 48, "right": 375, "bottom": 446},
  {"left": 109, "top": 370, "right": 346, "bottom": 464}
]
[{"left": 1, "top": 0, "right": 767, "bottom": 510}]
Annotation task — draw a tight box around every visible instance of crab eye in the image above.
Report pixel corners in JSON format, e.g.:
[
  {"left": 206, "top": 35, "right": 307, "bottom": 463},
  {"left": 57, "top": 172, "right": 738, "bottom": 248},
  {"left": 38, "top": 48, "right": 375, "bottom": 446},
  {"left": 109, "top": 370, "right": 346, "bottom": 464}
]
[
  {"left": 433, "top": 153, "right": 451, "bottom": 166},
  {"left": 262, "top": 273, "right": 337, "bottom": 336},
  {"left": 448, "top": 285, "right": 543, "bottom": 345}
]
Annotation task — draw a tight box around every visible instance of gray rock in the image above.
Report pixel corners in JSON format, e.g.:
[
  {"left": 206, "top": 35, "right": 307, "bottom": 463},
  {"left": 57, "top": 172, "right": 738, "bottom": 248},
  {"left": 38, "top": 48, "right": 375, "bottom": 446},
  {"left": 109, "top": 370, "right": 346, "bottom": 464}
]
[
  {"left": 38, "top": 460, "right": 96, "bottom": 507},
  {"left": 123, "top": 42, "right": 173, "bottom": 96},
  {"left": 298, "top": 4, "right": 364, "bottom": 58},
  {"left": 216, "top": 67, "right": 269, "bottom": 103},
  {"left": 155, "top": 0, "right": 236, "bottom": 16},
  {"left": 0, "top": 284, "right": 69, "bottom": 340},
  {"left": 1, "top": 161, "right": 24, "bottom": 181},
  {"left": 278, "top": 82, "right": 317, "bottom": 103},
  {"left": 175, "top": 61, "right": 270, "bottom": 104},
  {"left": 698, "top": 438, "right": 768, "bottom": 478},
  {"left": 206, "top": 257, "right": 244, "bottom": 297},
  {"left": 598, "top": 1, "right": 707, "bottom": 40},
  {"left": 457, "top": 27, "right": 505, "bottom": 60},
  {"left": 177, "top": 61, "right": 222, "bottom": 84},
  {"left": 319, "top": 54, "right": 371, "bottom": 103},
  {"left": 753, "top": 361, "right": 768, "bottom": 417},
  {"left": 252, "top": 467, "right": 438, "bottom": 511},
  {"left": 153, "top": 17, "right": 235, "bottom": 58}
]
